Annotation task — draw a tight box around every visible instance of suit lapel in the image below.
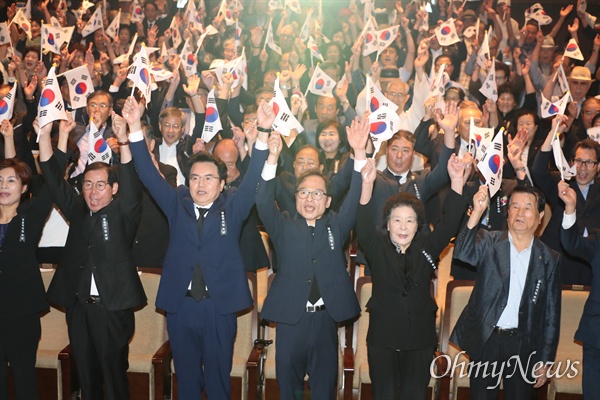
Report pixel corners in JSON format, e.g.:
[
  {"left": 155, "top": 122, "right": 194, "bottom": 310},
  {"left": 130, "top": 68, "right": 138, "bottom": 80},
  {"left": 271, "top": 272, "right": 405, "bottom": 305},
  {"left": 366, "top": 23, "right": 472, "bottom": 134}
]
[
  {"left": 519, "top": 238, "right": 545, "bottom": 311},
  {"left": 498, "top": 231, "right": 511, "bottom": 292}
]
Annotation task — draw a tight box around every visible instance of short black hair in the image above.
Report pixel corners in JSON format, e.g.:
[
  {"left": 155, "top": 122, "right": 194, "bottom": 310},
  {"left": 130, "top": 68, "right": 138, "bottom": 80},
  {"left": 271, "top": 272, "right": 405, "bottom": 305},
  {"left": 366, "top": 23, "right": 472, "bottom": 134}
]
[
  {"left": 83, "top": 163, "right": 118, "bottom": 186},
  {"left": 296, "top": 169, "right": 331, "bottom": 194},
  {"left": 509, "top": 186, "right": 546, "bottom": 213},
  {"left": 295, "top": 144, "right": 326, "bottom": 166},
  {"left": 187, "top": 151, "right": 228, "bottom": 182},
  {"left": 573, "top": 139, "right": 600, "bottom": 162}
]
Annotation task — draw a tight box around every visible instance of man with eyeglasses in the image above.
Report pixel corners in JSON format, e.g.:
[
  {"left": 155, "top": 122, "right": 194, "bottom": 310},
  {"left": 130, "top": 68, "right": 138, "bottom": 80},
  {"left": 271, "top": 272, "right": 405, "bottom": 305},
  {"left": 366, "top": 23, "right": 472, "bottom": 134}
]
[
  {"left": 532, "top": 116, "right": 600, "bottom": 285},
  {"left": 125, "top": 97, "right": 279, "bottom": 399},
  {"left": 154, "top": 107, "right": 191, "bottom": 186},
  {"left": 70, "top": 90, "right": 116, "bottom": 179},
  {"left": 256, "top": 116, "right": 371, "bottom": 399},
  {"left": 38, "top": 113, "right": 145, "bottom": 400}
]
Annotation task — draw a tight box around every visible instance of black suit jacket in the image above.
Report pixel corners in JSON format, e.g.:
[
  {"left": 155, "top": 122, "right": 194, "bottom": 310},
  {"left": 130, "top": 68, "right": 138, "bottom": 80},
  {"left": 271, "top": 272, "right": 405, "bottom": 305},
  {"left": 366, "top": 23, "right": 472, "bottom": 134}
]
[
  {"left": 358, "top": 190, "right": 467, "bottom": 351},
  {"left": 532, "top": 149, "right": 600, "bottom": 285},
  {"left": 153, "top": 135, "right": 192, "bottom": 182},
  {"left": 451, "top": 227, "right": 561, "bottom": 363},
  {"left": 131, "top": 162, "right": 177, "bottom": 268},
  {"left": 0, "top": 177, "right": 53, "bottom": 319},
  {"left": 560, "top": 224, "right": 600, "bottom": 349},
  {"left": 41, "top": 152, "right": 146, "bottom": 311}
]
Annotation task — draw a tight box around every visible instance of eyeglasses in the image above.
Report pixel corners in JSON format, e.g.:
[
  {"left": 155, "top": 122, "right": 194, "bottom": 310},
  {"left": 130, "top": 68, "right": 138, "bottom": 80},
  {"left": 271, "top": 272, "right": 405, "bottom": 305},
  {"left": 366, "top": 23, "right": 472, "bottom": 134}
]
[
  {"left": 82, "top": 181, "right": 108, "bottom": 191},
  {"left": 296, "top": 189, "right": 328, "bottom": 200},
  {"left": 89, "top": 103, "right": 109, "bottom": 109},
  {"left": 573, "top": 159, "right": 598, "bottom": 168},
  {"left": 190, "top": 175, "right": 220, "bottom": 184},
  {"left": 294, "top": 160, "right": 316, "bottom": 169},
  {"left": 385, "top": 91, "right": 407, "bottom": 99},
  {"left": 162, "top": 122, "right": 181, "bottom": 130}
]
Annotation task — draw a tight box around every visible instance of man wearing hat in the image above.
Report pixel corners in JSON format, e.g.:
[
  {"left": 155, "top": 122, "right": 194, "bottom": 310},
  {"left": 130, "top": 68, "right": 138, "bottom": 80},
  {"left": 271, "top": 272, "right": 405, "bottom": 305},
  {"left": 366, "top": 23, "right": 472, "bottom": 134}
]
[{"left": 530, "top": 35, "right": 558, "bottom": 92}]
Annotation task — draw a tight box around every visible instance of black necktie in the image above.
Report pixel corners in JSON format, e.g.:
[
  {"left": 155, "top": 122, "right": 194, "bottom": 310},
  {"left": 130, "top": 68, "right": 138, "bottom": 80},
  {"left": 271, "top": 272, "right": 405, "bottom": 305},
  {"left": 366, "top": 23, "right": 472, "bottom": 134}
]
[{"left": 190, "top": 207, "right": 209, "bottom": 301}]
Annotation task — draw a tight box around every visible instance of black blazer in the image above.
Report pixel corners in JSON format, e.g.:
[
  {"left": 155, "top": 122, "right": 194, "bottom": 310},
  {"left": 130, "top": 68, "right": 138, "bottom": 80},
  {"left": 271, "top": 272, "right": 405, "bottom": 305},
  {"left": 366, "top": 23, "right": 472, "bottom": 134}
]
[
  {"left": 257, "top": 168, "right": 362, "bottom": 325},
  {"left": 560, "top": 224, "right": 600, "bottom": 349},
  {"left": 451, "top": 227, "right": 561, "bottom": 363},
  {"left": 0, "top": 177, "right": 53, "bottom": 319},
  {"left": 532, "top": 149, "right": 600, "bottom": 285},
  {"left": 357, "top": 190, "right": 467, "bottom": 351},
  {"left": 41, "top": 153, "right": 146, "bottom": 311}
]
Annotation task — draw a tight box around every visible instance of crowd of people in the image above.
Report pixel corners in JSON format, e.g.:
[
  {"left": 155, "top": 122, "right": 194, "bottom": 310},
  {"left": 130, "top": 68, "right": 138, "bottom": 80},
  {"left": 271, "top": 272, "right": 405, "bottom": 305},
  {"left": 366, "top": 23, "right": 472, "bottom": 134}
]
[{"left": 1, "top": 0, "right": 600, "bottom": 398}]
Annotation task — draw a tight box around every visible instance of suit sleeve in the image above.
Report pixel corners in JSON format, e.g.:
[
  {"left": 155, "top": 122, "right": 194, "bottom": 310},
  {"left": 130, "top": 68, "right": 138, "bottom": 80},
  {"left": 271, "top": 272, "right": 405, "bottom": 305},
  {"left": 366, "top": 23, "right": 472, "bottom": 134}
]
[
  {"left": 541, "top": 253, "right": 561, "bottom": 363},
  {"left": 425, "top": 190, "right": 467, "bottom": 260},
  {"left": 453, "top": 225, "right": 490, "bottom": 268},
  {"left": 229, "top": 146, "right": 268, "bottom": 221},
  {"left": 130, "top": 139, "right": 179, "bottom": 218},
  {"left": 561, "top": 223, "right": 597, "bottom": 262},
  {"left": 531, "top": 150, "right": 559, "bottom": 197},
  {"left": 117, "top": 161, "right": 143, "bottom": 238},
  {"left": 38, "top": 152, "right": 79, "bottom": 221},
  {"left": 256, "top": 176, "right": 286, "bottom": 240},
  {"left": 415, "top": 143, "right": 451, "bottom": 202},
  {"left": 328, "top": 157, "right": 354, "bottom": 210},
  {"left": 356, "top": 200, "right": 384, "bottom": 270},
  {"left": 336, "top": 170, "right": 361, "bottom": 238}
]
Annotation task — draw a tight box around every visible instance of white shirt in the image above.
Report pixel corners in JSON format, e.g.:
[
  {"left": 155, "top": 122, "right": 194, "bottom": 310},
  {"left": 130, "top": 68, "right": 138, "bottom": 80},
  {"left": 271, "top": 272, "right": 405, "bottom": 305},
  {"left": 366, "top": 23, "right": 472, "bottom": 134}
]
[
  {"left": 159, "top": 141, "right": 185, "bottom": 186},
  {"left": 496, "top": 232, "right": 533, "bottom": 328}
]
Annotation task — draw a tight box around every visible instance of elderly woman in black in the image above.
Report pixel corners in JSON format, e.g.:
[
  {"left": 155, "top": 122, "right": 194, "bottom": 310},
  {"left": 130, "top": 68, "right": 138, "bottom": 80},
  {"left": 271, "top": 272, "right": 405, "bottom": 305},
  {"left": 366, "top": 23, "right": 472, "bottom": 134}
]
[
  {"left": 0, "top": 118, "right": 61, "bottom": 400},
  {"left": 357, "top": 153, "right": 478, "bottom": 399}
]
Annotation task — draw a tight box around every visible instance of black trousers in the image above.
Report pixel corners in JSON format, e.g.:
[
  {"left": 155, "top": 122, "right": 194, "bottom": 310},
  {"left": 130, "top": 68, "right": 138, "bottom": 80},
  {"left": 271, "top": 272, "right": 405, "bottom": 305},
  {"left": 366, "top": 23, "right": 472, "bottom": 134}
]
[
  {"left": 276, "top": 310, "right": 339, "bottom": 400},
  {"left": 67, "top": 300, "right": 134, "bottom": 400},
  {"left": 368, "top": 343, "right": 433, "bottom": 400},
  {"left": 583, "top": 343, "right": 600, "bottom": 399},
  {"left": 0, "top": 313, "right": 41, "bottom": 400},
  {"left": 470, "top": 330, "right": 536, "bottom": 400}
]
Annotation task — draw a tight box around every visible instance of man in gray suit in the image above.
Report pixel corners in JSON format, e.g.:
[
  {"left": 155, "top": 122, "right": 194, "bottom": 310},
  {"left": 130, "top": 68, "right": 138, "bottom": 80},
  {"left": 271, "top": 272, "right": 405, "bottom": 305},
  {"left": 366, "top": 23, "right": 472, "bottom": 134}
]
[{"left": 450, "top": 185, "right": 561, "bottom": 398}]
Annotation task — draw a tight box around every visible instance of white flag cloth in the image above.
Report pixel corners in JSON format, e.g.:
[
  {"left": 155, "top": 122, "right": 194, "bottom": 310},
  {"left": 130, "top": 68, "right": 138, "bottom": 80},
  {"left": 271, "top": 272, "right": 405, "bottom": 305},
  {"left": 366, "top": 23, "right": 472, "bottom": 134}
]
[
  {"left": 202, "top": 89, "right": 223, "bottom": 142},
  {"left": 540, "top": 91, "right": 570, "bottom": 119},
  {"left": 106, "top": 10, "right": 121, "bottom": 40},
  {"left": 160, "top": 42, "right": 169, "bottom": 60},
  {"left": 149, "top": 64, "right": 173, "bottom": 82},
  {"left": 306, "top": 65, "right": 336, "bottom": 98},
  {"left": 114, "top": 33, "right": 138, "bottom": 65},
  {"left": 127, "top": 46, "right": 152, "bottom": 101},
  {"left": 131, "top": 0, "right": 145, "bottom": 23},
  {"left": 265, "top": 20, "right": 282, "bottom": 55},
  {"left": 81, "top": 0, "right": 95, "bottom": 10},
  {"left": 366, "top": 75, "right": 398, "bottom": 113},
  {"left": 368, "top": 105, "right": 400, "bottom": 155},
  {"left": 213, "top": 52, "right": 244, "bottom": 90},
  {"left": 286, "top": 0, "right": 301, "bottom": 14},
  {"left": 476, "top": 29, "right": 491, "bottom": 69},
  {"left": 268, "top": 0, "right": 284, "bottom": 10},
  {"left": 37, "top": 66, "right": 68, "bottom": 129},
  {"left": 478, "top": 129, "right": 504, "bottom": 197},
  {"left": 376, "top": 25, "right": 399, "bottom": 56},
  {"left": 426, "top": 64, "right": 447, "bottom": 110},
  {"left": 0, "top": 83, "right": 17, "bottom": 123},
  {"left": 435, "top": 18, "right": 460, "bottom": 46},
  {"left": 196, "top": 25, "right": 219, "bottom": 49},
  {"left": 307, "top": 36, "right": 324, "bottom": 62},
  {"left": 299, "top": 11, "right": 312, "bottom": 42},
  {"left": 234, "top": 20, "right": 242, "bottom": 54},
  {"left": 479, "top": 58, "right": 498, "bottom": 101},
  {"left": 63, "top": 65, "right": 94, "bottom": 109},
  {"left": 588, "top": 126, "right": 600, "bottom": 143},
  {"left": 170, "top": 17, "right": 182, "bottom": 49},
  {"left": 81, "top": 7, "right": 103, "bottom": 37},
  {"left": 179, "top": 39, "right": 198, "bottom": 77},
  {"left": 525, "top": 3, "right": 552, "bottom": 26},
  {"left": 11, "top": 9, "right": 32, "bottom": 40},
  {"left": 24, "top": 0, "right": 31, "bottom": 19},
  {"left": 564, "top": 38, "right": 584, "bottom": 61},
  {"left": 552, "top": 138, "right": 577, "bottom": 180},
  {"left": 0, "top": 22, "right": 10, "bottom": 45},
  {"left": 88, "top": 121, "right": 112, "bottom": 164},
  {"left": 362, "top": 18, "right": 378, "bottom": 56},
  {"left": 469, "top": 117, "right": 495, "bottom": 161},
  {"left": 218, "top": 0, "right": 236, "bottom": 26},
  {"left": 269, "top": 77, "right": 304, "bottom": 136},
  {"left": 42, "top": 24, "right": 64, "bottom": 54},
  {"left": 186, "top": 0, "right": 202, "bottom": 31},
  {"left": 556, "top": 64, "right": 570, "bottom": 95}
]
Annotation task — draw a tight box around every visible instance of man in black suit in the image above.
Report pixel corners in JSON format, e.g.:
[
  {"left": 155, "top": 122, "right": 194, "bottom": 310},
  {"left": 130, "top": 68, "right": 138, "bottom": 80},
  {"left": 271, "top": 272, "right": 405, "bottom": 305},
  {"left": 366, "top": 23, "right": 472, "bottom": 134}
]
[
  {"left": 559, "top": 180, "right": 600, "bottom": 399},
  {"left": 532, "top": 116, "right": 600, "bottom": 286},
  {"left": 451, "top": 186, "right": 561, "bottom": 398},
  {"left": 39, "top": 111, "right": 145, "bottom": 399}
]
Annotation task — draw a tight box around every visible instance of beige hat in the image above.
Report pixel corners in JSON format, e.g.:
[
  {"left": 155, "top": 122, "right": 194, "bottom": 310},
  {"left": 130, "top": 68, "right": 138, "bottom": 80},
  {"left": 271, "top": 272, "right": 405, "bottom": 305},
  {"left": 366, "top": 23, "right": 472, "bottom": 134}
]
[
  {"left": 569, "top": 66, "right": 593, "bottom": 81},
  {"left": 541, "top": 36, "right": 556, "bottom": 48}
]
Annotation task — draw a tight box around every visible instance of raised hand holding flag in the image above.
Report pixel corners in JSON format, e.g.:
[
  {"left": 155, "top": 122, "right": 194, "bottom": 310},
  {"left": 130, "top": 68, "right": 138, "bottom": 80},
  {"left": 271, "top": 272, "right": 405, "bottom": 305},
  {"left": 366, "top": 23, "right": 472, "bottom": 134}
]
[
  {"left": 202, "top": 89, "right": 222, "bottom": 142},
  {"left": 0, "top": 83, "right": 17, "bottom": 123},
  {"left": 435, "top": 18, "right": 460, "bottom": 46},
  {"left": 63, "top": 65, "right": 94, "bottom": 109},
  {"left": 564, "top": 38, "right": 584, "bottom": 61},
  {"left": 305, "top": 65, "right": 336, "bottom": 98},
  {"left": 478, "top": 128, "right": 504, "bottom": 197},
  {"left": 269, "top": 76, "right": 304, "bottom": 136},
  {"left": 540, "top": 91, "right": 570, "bottom": 119},
  {"left": 127, "top": 46, "right": 152, "bottom": 102},
  {"left": 479, "top": 58, "right": 498, "bottom": 101}
]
